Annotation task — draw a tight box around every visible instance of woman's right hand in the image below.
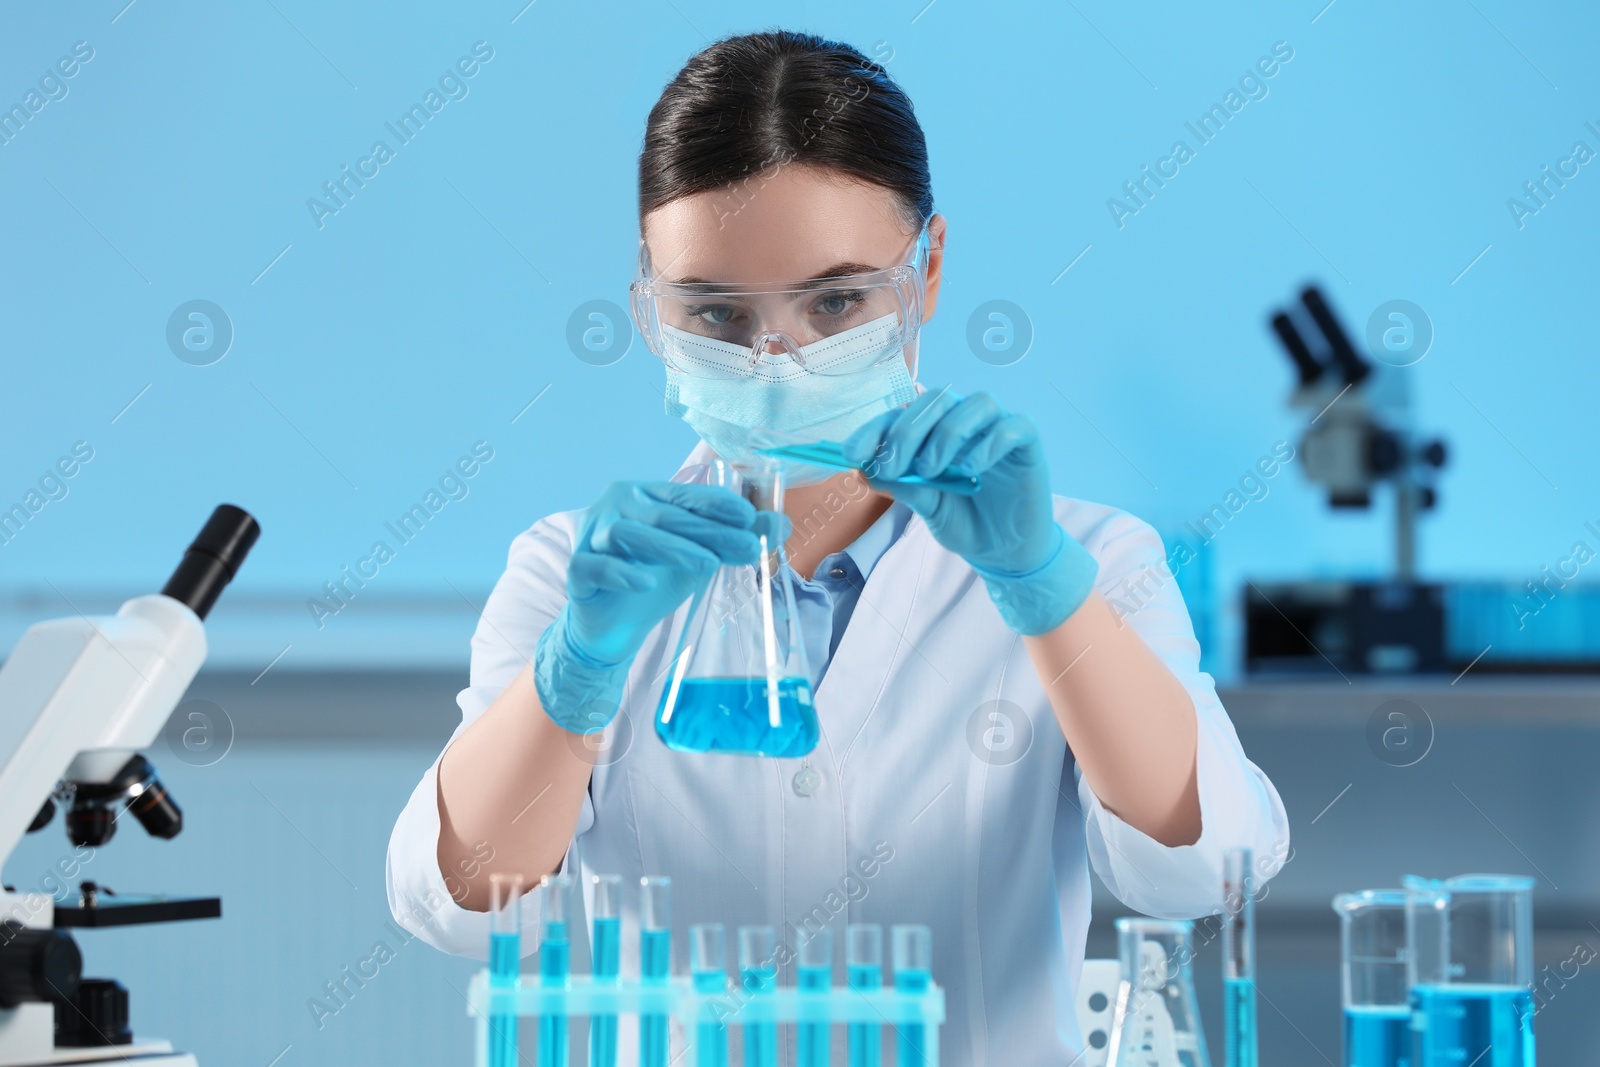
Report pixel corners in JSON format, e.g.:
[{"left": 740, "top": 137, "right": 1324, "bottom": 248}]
[{"left": 563, "top": 481, "right": 771, "bottom": 667}]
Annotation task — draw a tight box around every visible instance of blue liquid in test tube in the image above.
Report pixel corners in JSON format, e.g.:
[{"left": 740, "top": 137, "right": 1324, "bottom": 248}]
[
  {"left": 739, "top": 926, "right": 778, "bottom": 1067},
  {"left": 591, "top": 875, "right": 622, "bottom": 1067},
  {"left": 487, "top": 874, "right": 524, "bottom": 1067},
  {"left": 639, "top": 877, "right": 671, "bottom": 1067},
  {"left": 691, "top": 923, "right": 730, "bottom": 1067},
  {"left": 846, "top": 925, "right": 882, "bottom": 1067},
  {"left": 1222, "top": 849, "right": 1258, "bottom": 1067},
  {"left": 1225, "top": 977, "right": 1258, "bottom": 1067},
  {"left": 540, "top": 874, "right": 573, "bottom": 1067},
  {"left": 797, "top": 925, "right": 833, "bottom": 1067},
  {"left": 892, "top": 925, "right": 932, "bottom": 1067}
]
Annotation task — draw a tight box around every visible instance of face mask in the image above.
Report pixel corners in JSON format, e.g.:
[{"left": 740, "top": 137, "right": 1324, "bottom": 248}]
[{"left": 663, "top": 312, "right": 917, "bottom": 484}]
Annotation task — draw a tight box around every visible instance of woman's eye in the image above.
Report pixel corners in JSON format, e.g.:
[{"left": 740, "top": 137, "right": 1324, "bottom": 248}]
[
  {"left": 814, "top": 291, "right": 865, "bottom": 317},
  {"left": 688, "top": 304, "right": 739, "bottom": 326}
]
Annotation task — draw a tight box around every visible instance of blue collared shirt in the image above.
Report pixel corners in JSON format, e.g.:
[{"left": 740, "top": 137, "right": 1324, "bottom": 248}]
[{"left": 788, "top": 500, "right": 914, "bottom": 688}]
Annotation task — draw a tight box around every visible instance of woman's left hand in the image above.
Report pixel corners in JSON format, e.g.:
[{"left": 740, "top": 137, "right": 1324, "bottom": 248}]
[{"left": 842, "top": 388, "right": 1058, "bottom": 573}]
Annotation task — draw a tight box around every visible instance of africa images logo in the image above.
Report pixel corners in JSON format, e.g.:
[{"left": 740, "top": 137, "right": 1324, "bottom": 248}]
[
  {"left": 1106, "top": 41, "right": 1295, "bottom": 229},
  {"left": 305, "top": 42, "right": 495, "bottom": 229}
]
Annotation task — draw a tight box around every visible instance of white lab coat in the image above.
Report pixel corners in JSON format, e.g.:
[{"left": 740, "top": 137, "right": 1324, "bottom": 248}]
[{"left": 386, "top": 443, "right": 1290, "bottom": 1065}]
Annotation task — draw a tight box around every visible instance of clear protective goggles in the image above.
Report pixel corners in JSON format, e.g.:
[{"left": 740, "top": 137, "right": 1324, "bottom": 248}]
[{"left": 629, "top": 223, "right": 932, "bottom": 381}]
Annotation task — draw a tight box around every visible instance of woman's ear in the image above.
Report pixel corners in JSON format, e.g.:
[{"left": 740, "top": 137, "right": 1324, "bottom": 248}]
[{"left": 923, "top": 213, "right": 947, "bottom": 322}]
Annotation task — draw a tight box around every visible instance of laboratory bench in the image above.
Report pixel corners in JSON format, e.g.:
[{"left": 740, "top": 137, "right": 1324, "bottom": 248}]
[
  {"left": 1219, "top": 674, "right": 1600, "bottom": 725},
  {"left": 104, "top": 668, "right": 1600, "bottom": 1063},
  {"left": 177, "top": 667, "right": 1600, "bottom": 738}
]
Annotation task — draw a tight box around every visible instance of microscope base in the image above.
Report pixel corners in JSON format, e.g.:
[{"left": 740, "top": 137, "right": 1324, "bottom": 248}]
[
  {"left": 0, "top": 1036, "right": 193, "bottom": 1067},
  {"left": 0, "top": 1010, "right": 194, "bottom": 1066}
]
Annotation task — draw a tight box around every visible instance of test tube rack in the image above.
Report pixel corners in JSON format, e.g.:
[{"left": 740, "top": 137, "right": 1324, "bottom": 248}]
[{"left": 465, "top": 971, "right": 946, "bottom": 1065}]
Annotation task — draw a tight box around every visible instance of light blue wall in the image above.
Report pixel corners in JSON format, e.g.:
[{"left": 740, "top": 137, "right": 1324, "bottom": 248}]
[{"left": 3, "top": 0, "right": 1597, "bottom": 675}]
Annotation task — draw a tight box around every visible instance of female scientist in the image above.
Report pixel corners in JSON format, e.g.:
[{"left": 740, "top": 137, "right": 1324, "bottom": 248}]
[{"left": 388, "top": 30, "right": 1289, "bottom": 1063}]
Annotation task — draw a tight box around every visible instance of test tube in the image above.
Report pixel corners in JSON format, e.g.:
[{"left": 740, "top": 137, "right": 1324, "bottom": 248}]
[
  {"left": 1332, "top": 890, "right": 1409, "bottom": 1067},
  {"left": 891, "top": 925, "right": 932, "bottom": 1067},
  {"left": 797, "top": 925, "right": 833, "bottom": 1067},
  {"left": 690, "top": 923, "right": 729, "bottom": 1067},
  {"left": 738, "top": 926, "right": 778, "bottom": 1067},
  {"left": 540, "top": 873, "right": 573, "bottom": 1067},
  {"left": 639, "top": 877, "right": 671, "bottom": 1067},
  {"left": 1222, "top": 849, "right": 1258, "bottom": 1067},
  {"left": 487, "top": 873, "right": 524, "bottom": 1067},
  {"left": 590, "top": 875, "right": 622, "bottom": 1067},
  {"left": 846, "top": 925, "right": 882, "bottom": 1067}
]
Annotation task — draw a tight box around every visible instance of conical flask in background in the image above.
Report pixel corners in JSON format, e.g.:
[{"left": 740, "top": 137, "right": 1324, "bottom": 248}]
[
  {"left": 1107, "top": 918, "right": 1211, "bottom": 1067},
  {"left": 655, "top": 459, "right": 818, "bottom": 758}
]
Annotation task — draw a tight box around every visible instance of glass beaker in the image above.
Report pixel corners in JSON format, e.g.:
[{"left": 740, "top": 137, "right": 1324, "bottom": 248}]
[
  {"left": 656, "top": 458, "right": 818, "bottom": 758},
  {"left": 1332, "top": 890, "right": 1410, "bottom": 1067},
  {"left": 1404, "top": 874, "right": 1535, "bottom": 1067},
  {"left": 1106, "top": 918, "right": 1210, "bottom": 1067}
]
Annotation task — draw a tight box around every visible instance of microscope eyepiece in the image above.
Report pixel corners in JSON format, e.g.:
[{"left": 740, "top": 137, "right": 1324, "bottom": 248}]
[
  {"left": 1270, "top": 311, "right": 1325, "bottom": 387},
  {"left": 159, "top": 504, "right": 260, "bottom": 621},
  {"left": 1299, "top": 286, "right": 1372, "bottom": 388}
]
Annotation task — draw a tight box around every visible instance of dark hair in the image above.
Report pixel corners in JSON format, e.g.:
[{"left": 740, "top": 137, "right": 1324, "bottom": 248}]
[{"left": 639, "top": 31, "right": 933, "bottom": 230}]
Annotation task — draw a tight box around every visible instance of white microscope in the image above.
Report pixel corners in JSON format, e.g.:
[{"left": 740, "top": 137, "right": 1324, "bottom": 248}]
[
  {"left": 1246, "top": 285, "right": 1450, "bottom": 675},
  {"left": 0, "top": 505, "right": 258, "bottom": 1065}
]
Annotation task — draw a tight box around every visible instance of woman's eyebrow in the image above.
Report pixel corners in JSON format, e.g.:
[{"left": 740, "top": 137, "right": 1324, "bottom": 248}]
[
  {"left": 671, "top": 262, "right": 881, "bottom": 286},
  {"left": 808, "top": 261, "right": 880, "bottom": 280}
]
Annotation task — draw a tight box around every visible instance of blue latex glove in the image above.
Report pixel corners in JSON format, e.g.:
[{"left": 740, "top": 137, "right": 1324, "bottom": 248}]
[
  {"left": 535, "top": 481, "right": 782, "bottom": 733},
  {"left": 843, "top": 389, "right": 1099, "bottom": 635}
]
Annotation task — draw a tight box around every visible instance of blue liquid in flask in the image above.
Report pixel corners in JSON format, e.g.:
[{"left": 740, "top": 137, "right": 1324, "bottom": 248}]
[
  {"left": 488, "top": 931, "right": 520, "bottom": 1067},
  {"left": 590, "top": 916, "right": 620, "bottom": 1067},
  {"left": 1410, "top": 984, "right": 1533, "bottom": 1067},
  {"left": 657, "top": 676, "right": 818, "bottom": 758},
  {"left": 640, "top": 929, "right": 671, "bottom": 1067},
  {"left": 847, "top": 963, "right": 882, "bottom": 1067},
  {"left": 1225, "top": 976, "right": 1258, "bottom": 1067},
  {"left": 1343, "top": 1005, "right": 1411, "bottom": 1067}
]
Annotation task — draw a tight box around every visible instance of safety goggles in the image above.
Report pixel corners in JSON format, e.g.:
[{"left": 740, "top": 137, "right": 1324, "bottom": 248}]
[{"left": 629, "top": 223, "right": 931, "bottom": 380}]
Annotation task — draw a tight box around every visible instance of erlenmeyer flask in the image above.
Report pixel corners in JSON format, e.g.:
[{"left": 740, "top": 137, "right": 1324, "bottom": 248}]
[
  {"left": 1106, "top": 918, "right": 1210, "bottom": 1067},
  {"left": 655, "top": 459, "right": 819, "bottom": 758}
]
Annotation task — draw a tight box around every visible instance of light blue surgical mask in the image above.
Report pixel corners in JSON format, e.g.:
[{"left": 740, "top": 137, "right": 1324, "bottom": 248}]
[{"left": 662, "top": 312, "right": 917, "bottom": 483}]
